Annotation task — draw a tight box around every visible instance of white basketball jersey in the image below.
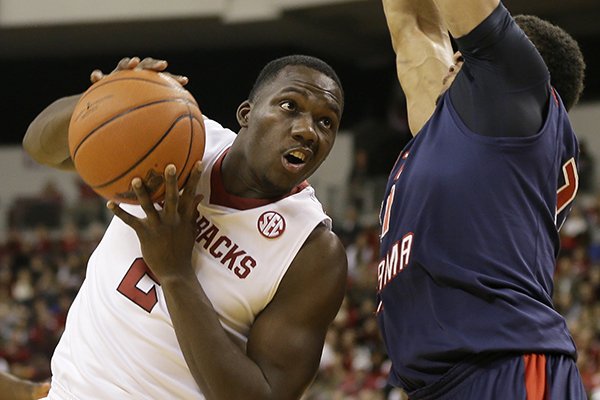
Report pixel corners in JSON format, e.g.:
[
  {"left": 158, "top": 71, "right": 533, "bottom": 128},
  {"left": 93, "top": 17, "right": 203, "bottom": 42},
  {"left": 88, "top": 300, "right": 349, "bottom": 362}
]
[{"left": 48, "top": 118, "right": 331, "bottom": 399}]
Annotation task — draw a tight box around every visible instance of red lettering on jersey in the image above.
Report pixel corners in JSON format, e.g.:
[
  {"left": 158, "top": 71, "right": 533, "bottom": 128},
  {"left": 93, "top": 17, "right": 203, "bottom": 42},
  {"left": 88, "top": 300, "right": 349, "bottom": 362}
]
[
  {"left": 377, "top": 233, "right": 414, "bottom": 292},
  {"left": 221, "top": 245, "right": 247, "bottom": 270},
  {"left": 258, "top": 211, "right": 286, "bottom": 238},
  {"left": 234, "top": 256, "right": 257, "bottom": 279},
  {"left": 557, "top": 158, "right": 578, "bottom": 214},
  {"left": 381, "top": 186, "right": 396, "bottom": 238},
  {"left": 210, "top": 236, "right": 232, "bottom": 258},
  {"left": 195, "top": 215, "right": 257, "bottom": 278},
  {"left": 117, "top": 258, "right": 159, "bottom": 313},
  {"left": 197, "top": 216, "right": 211, "bottom": 232},
  {"left": 197, "top": 225, "right": 219, "bottom": 249}
]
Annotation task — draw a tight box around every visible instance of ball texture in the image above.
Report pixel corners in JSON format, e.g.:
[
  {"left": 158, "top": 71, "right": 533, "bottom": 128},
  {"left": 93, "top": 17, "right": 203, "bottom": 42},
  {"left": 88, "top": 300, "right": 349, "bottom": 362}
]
[{"left": 68, "top": 69, "right": 205, "bottom": 204}]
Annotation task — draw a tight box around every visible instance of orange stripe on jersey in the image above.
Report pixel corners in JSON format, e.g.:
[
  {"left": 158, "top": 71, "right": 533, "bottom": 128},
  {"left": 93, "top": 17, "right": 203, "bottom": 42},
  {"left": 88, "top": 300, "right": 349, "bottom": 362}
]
[
  {"left": 551, "top": 88, "right": 559, "bottom": 106},
  {"left": 523, "top": 354, "right": 547, "bottom": 400}
]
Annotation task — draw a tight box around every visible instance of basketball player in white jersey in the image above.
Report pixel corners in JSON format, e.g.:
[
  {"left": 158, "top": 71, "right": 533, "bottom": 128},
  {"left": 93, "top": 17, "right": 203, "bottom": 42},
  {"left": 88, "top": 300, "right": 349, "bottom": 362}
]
[{"left": 23, "top": 55, "right": 347, "bottom": 399}]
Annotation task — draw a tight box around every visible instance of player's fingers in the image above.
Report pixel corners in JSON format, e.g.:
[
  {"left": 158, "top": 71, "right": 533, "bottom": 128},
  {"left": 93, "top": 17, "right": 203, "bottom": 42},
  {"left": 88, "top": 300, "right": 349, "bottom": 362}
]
[
  {"left": 453, "top": 51, "right": 463, "bottom": 64},
  {"left": 138, "top": 57, "right": 168, "bottom": 71},
  {"left": 131, "top": 177, "right": 160, "bottom": 222},
  {"left": 107, "top": 201, "right": 142, "bottom": 230},
  {"left": 114, "top": 56, "right": 140, "bottom": 73},
  {"left": 162, "top": 72, "right": 189, "bottom": 86},
  {"left": 90, "top": 69, "right": 105, "bottom": 83},
  {"left": 180, "top": 162, "right": 203, "bottom": 213},
  {"left": 163, "top": 164, "right": 179, "bottom": 219}
]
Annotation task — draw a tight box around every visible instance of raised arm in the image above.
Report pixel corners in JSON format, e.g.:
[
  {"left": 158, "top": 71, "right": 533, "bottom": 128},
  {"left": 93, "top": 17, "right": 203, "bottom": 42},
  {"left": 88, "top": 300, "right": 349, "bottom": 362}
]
[
  {"left": 382, "top": 0, "right": 453, "bottom": 135},
  {"left": 22, "top": 57, "right": 187, "bottom": 171},
  {"left": 431, "top": 0, "right": 499, "bottom": 38},
  {"left": 23, "top": 94, "right": 79, "bottom": 170}
]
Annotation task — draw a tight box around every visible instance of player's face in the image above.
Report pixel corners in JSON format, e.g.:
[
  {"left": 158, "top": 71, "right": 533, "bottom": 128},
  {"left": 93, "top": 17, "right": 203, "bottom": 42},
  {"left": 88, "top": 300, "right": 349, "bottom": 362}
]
[{"left": 238, "top": 65, "right": 343, "bottom": 195}]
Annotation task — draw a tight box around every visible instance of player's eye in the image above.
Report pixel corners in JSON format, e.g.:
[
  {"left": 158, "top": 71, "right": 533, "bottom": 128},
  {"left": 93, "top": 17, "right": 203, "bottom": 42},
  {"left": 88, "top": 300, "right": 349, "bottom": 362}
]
[
  {"left": 280, "top": 100, "right": 296, "bottom": 112},
  {"left": 320, "top": 117, "right": 333, "bottom": 130}
]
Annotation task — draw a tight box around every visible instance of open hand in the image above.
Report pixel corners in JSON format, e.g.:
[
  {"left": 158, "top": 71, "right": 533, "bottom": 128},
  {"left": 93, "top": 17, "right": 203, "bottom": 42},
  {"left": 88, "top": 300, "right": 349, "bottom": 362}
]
[
  {"left": 90, "top": 56, "right": 189, "bottom": 86},
  {"left": 107, "top": 162, "right": 203, "bottom": 281}
]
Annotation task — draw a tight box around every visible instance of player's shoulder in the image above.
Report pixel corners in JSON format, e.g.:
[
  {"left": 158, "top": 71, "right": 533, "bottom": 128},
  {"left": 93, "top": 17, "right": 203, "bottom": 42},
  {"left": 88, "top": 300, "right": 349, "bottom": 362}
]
[
  {"left": 201, "top": 116, "right": 237, "bottom": 159},
  {"left": 202, "top": 116, "right": 236, "bottom": 138},
  {"left": 296, "top": 224, "right": 347, "bottom": 279},
  {"left": 276, "top": 223, "right": 347, "bottom": 316}
]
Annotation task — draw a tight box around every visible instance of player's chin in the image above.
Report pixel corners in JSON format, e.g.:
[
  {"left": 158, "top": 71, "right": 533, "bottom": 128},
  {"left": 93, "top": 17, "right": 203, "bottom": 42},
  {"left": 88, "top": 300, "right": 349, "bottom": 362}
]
[{"left": 267, "top": 171, "right": 305, "bottom": 194}]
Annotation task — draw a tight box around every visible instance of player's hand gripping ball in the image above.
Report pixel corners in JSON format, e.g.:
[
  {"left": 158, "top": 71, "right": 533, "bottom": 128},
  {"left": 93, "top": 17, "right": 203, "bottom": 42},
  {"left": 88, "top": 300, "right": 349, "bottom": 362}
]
[{"left": 68, "top": 69, "right": 205, "bottom": 204}]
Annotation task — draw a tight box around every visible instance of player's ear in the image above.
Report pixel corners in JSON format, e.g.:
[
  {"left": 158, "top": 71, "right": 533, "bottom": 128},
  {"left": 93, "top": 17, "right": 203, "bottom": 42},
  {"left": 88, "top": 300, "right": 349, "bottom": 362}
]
[{"left": 236, "top": 101, "right": 251, "bottom": 128}]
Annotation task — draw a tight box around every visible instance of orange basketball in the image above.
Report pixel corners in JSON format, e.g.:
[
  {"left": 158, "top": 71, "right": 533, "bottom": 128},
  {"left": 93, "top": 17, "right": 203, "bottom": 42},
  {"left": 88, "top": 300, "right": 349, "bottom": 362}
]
[{"left": 68, "top": 69, "right": 205, "bottom": 204}]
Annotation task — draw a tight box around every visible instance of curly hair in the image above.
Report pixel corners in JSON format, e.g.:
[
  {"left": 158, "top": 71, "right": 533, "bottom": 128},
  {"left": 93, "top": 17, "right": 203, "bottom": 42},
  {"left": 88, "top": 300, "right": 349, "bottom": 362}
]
[{"left": 514, "top": 15, "right": 586, "bottom": 111}]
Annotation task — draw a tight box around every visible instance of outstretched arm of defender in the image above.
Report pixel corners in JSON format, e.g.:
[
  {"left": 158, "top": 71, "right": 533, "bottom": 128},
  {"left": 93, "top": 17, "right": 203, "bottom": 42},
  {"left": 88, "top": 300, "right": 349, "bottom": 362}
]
[
  {"left": 382, "top": 0, "right": 453, "bottom": 135},
  {"left": 431, "top": 0, "right": 499, "bottom": 39}
]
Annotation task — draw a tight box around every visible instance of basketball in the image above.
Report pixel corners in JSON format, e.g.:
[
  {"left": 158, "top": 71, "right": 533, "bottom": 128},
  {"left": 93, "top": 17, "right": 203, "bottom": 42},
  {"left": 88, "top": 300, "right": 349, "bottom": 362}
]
[{"left": 68, "top": 69, "right": 205, "bottom": 204}]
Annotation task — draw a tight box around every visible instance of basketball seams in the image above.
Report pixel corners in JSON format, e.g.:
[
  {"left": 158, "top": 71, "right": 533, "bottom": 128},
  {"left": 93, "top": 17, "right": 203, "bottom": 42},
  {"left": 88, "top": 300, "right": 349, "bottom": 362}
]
[
  {"left": 79, "top": 76, "right": 182, "bottom": 103},
  {"left": 91, "top": 114, "right": 203, "bottom": 190},
  {"left": 71, "top": 98, "right": 200, "bottom": 159},
  {"left": 69, "top": 69, "right": 206, "bottom": 204},
  {"left": 176, "top": 104, "right": 204, "bottom": 190}
]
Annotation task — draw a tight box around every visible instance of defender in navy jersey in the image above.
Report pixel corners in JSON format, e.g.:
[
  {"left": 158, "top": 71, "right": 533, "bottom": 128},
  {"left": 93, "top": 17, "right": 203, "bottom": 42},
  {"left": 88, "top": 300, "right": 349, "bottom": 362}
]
[{"left": 379, "top": 0, "right": 586, "bottom": 398}]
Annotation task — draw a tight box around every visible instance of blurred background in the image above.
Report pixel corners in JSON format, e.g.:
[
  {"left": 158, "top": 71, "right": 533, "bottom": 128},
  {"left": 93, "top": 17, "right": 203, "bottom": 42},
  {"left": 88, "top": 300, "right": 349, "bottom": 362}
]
[{"left": 1, "top": 0, "right": 599, "bottom": 399}]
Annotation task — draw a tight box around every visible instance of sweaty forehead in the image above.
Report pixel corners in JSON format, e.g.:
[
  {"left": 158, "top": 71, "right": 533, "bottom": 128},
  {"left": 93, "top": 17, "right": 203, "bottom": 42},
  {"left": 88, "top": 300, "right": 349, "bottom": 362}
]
[{"left": 268, "top": 65, "right": 343, "bottom": 107}]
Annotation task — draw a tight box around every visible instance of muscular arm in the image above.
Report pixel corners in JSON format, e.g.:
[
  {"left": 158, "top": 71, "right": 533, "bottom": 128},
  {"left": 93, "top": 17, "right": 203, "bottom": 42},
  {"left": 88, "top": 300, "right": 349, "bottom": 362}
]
[
  {"left": 431, "top": 0, "right": 499, "bottom": 38},
  {"left": 0, "top": 372, "right": 50, "bottom": 400},
  {"left": 382, "top": 0, "right": 454, "bottom": 135},
  {"left": 22, "top": 57, "right": 178, "bottom": 170},
  {"left": 22, "top": 94, "right": 80, "bottom": 170},
  {"left": 161, "top": 225, "right": 347, "bottom": 399}
]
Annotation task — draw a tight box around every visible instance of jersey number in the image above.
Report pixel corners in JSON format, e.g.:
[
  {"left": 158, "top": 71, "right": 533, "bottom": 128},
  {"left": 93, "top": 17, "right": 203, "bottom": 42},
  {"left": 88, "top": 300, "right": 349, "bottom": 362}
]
[
  {"left": 557, "top": 158, "right": 578, "bottom": 214},
  {"left": 381, "top": 185, "right": 395, "bottom": 238},
  {"left": 379, "top": 158, "right": 578, "bottom": 237},
  {"left": 117, "top": 258, "right": 160, "bottom": 313}
]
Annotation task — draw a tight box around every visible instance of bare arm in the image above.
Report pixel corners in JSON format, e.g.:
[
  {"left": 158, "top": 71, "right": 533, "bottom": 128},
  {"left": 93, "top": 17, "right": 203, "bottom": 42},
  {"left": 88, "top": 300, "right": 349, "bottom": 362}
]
[
  {"left": 164, "top": 226, "right": 347, "bottom": 399},
  {"left": 22, "top": 94, "right": 79, "bottom": 170},
  {"left": 431, "top": 0, "right": 500, "bottom": 38},
  {"left": 110, "top": 165, "right": 348, "bottom": 399},
  {"left": 382, "top": 0, "right": 454, "bottom": 135},
  {"left": 22, "top": 57, "right": 186, "bottom": 171},
  {"left": 0, "top": 372, "right": 50, "bottom": 400},
  {"left": 242, "top": 226, "right": 347, "bottom": 399}
]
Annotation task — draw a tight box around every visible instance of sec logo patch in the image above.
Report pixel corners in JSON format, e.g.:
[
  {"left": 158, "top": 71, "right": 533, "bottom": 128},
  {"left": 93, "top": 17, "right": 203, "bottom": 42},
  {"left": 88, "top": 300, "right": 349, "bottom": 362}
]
[{"left": 258, "top": 211, "right": 286, "bottom": 238}]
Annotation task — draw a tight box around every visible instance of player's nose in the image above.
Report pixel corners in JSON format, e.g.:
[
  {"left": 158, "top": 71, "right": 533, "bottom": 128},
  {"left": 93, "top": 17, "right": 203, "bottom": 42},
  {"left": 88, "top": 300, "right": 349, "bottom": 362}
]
[{"left": 291, "top": 114, "right": 317, "bottom": 145}]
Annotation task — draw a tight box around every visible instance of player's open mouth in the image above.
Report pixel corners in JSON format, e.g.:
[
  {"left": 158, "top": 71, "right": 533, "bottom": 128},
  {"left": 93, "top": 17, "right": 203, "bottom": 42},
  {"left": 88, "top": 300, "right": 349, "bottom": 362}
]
[{"left": 282, "top": 149, "right": 310, "bottom": 172}]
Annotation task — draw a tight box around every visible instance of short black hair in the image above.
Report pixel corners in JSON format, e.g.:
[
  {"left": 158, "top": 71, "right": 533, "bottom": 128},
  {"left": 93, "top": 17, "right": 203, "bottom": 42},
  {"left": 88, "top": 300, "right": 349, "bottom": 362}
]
[
  {"left": 514, "top": 15, "right": 585, "bottom": 111},
  {"left": 249, "top": 55, "right": 344, "bottom": 109}
]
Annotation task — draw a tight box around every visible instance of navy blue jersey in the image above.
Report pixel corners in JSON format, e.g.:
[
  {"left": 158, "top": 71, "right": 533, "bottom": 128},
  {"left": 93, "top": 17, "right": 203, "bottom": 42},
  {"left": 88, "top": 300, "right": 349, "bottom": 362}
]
[{"left": 376, "top": 3, "right": 580, "bottom": 393}]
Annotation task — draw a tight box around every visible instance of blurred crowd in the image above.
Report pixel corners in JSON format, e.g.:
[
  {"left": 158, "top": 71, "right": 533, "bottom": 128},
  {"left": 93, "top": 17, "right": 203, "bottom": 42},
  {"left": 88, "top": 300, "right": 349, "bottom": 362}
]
[{"left": 2, "top": 161, "right": 600, "bottom": 399}]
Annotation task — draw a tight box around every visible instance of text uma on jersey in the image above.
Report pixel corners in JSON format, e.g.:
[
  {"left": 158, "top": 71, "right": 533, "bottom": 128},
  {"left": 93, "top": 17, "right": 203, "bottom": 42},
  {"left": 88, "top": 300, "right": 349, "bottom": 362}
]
[{"left": 377, "top": 233, "right": 414, "bottom": 292}]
